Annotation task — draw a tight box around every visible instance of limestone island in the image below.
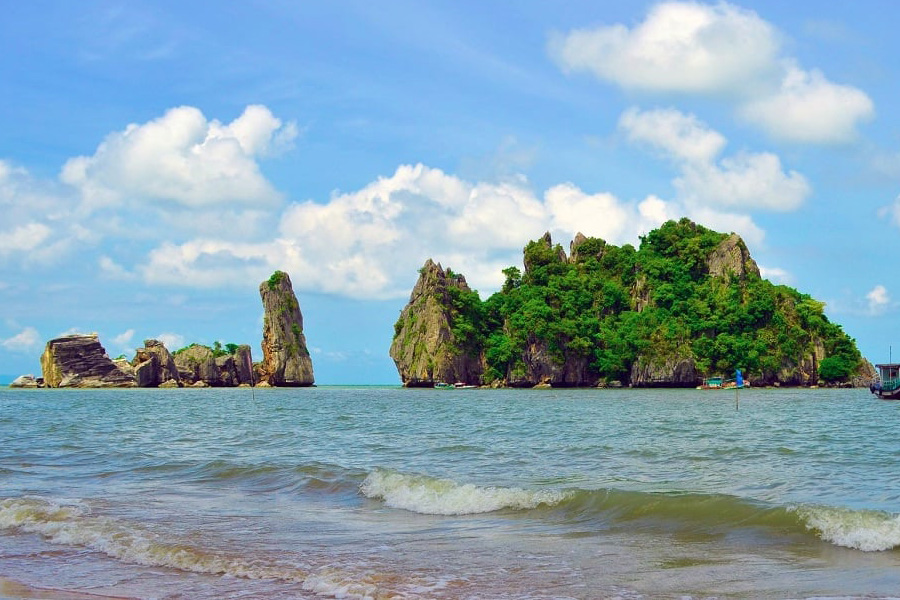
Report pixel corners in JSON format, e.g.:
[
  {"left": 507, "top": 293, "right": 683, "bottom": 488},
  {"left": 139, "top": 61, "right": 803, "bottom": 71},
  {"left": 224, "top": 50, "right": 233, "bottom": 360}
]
[
  {"left": 390, "top": 219, "right": 874, "bottom": 389},
  {"left": 10, "top": 270, "right": 314, "bottom": 389}
]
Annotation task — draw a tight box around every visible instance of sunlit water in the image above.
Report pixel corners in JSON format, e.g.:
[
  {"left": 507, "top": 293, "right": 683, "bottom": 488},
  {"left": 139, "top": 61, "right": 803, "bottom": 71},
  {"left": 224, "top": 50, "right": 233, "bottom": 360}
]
[{"left": 1, "top": 386, "right": 899, "bottom": 599}]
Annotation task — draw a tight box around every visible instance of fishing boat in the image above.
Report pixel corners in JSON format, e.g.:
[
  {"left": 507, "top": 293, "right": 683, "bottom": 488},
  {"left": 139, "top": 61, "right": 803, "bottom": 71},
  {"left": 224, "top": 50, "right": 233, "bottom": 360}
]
[
  {"left": 697, "top": 370, "right": 747, "bottom": 390},
  {"left": 434, "top": 382, "right": 454, "bottom": 389},
  {"left": 871, "top": 364, "right": 900, "bottom": 400}
]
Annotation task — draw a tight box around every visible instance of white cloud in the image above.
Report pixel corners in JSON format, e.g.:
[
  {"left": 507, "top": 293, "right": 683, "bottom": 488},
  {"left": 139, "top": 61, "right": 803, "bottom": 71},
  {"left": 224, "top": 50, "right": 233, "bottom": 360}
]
[
  {"left": 60, "top": 104, "right": 295, "bottom": 211},
  {"left": 0, "top": 223, "right": 52, "bottom": 255},
  {"left": 676, "top": 152, "right": 809, "bottom": 212},
  {"left": 112, "top": 328, "right": 135, "bottom": 346},
  {"left": 551, "top": 2, "right": 873, "bottom": 144},
  {"left": 759, "top": 265, "right": 793, "bottom": 285},
  {"left": 99, "top": 256, "right": 136, "bottom": 280},
  {"left": 619, "top": 107, "right": 726, "bottom": 164},
  {"left": 878, "top": 195, "right": 900, "bottom": 228},
  {"left": 549, "top": 1, "right": 779, "bottom": 94},
  {"left": 2, "top": 326, "right": 41, "bottom": 352},
  {"left": 867, "top": 285, "right": 890, "bottom": 315},
  {"left": 739, "top": 65, "right": 874, "bottom": 143},
  {"left": 137, "top": 164, "right": 677, "bottom": 298},
  {"left": 620, "top": 107, "right": 810, "bottom": 213},
  {"left": 155, "top": 332, "right": 185, "bottom": 351}
]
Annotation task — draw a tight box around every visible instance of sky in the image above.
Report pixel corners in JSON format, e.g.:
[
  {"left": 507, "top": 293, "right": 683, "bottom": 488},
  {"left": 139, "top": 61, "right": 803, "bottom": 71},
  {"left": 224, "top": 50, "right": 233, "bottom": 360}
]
[{"left": 2, "top": 0, "right": 900, "bottom": 384}]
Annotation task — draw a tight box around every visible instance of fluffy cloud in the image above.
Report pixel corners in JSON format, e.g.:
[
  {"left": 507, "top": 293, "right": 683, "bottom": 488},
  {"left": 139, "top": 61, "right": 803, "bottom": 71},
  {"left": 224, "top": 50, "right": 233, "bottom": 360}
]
[
  {"left": 867, "top": 285, "right": 890, "bottom": 315},
  {"left": 61, "top": 105, "right": 296, "bottom": 210},
  {"left": 0, "top": 223, "right": 52, "bottom": 255},
  {"left": 739, "top": 66, "right": 874, "bottom": 143},
  {"left": 2, "top": 326, "right": 41, "bottom": 352},
  {"left": 112, "top": 328, "right": 135, "bottom": 346},
  {"left": 549, "top": 1, "right": 779, "bottom": 94},
  {"left": 139, "top": 164, "right": 674, "bottom": 298},
  {"left": 552, "top": 1, "right": 873, "bottom": 144},
  {"left": 619, "top": 107, "right": 726, "bottom": 164},
  {"left": 156, "top": 332, "right": 185, "bottom": 351},
  {"left": 619, "top": 107, "right": 810, "bottom": 214}
]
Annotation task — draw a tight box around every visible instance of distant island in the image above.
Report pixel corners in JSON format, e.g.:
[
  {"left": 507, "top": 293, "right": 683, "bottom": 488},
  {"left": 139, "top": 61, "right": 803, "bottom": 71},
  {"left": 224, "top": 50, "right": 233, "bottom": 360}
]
[
  {"left": 390, "top": 218, "right": 873, "bottom": 388},
  {"left": 10, "top": 271, "right": 314, "bottom": 389}
]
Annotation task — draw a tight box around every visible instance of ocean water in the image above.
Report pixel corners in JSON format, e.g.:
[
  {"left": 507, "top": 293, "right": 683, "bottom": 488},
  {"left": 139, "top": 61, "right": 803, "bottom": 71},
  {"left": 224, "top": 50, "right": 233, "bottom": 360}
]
[{"left": 1, "top": 386, "right": 899, "bottom": 600}]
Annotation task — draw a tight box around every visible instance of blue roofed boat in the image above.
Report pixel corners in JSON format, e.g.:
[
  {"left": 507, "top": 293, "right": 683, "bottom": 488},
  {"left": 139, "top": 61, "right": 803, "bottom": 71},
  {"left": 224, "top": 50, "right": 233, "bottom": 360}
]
[{"left": 871, "top": 364, "right": 900, "bottom": 400}]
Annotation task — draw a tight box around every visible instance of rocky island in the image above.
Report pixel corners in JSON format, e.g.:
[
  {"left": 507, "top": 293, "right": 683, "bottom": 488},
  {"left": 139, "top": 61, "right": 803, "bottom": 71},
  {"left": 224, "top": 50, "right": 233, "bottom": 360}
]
[
  {"left": 11, "top": 270, "right": 314, "bottom": 388},
  {"left": 391, "top": 219, "right": 872, "bottom": 388}
]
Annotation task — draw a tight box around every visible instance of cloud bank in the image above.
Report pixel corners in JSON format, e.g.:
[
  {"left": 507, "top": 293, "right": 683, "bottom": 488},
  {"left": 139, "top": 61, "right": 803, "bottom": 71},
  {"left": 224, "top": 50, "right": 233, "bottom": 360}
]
[{"left": 551, "top": 1, "right": 874, "bottom": 143}]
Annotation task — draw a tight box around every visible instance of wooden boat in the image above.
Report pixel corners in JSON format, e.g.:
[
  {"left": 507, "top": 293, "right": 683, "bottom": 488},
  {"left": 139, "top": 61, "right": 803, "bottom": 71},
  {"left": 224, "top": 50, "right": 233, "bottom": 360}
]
[
  {"left": 697, "top": 370, "right": 748, "bottom": 390},
  {"left": 871, "top": 364, "right": 900, "bottom": 399}
]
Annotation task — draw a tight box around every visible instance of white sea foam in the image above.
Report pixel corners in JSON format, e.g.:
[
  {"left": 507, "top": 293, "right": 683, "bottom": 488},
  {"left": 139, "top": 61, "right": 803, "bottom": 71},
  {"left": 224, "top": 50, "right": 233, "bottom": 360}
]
[
  {"left": 794, "top": 504, "right": 900, "bottom": 551},
  {"left": 0, "top": 496, "right": 415, "bottom": 598},
  {"left": 359, "top": 469, "right": 570, "bottom": 515}
]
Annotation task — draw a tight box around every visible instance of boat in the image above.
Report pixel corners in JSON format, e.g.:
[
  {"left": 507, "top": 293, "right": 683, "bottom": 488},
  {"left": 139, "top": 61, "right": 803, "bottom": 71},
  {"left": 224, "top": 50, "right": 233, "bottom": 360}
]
[
  {"left": 697, "top": 370, "right": 748, "bottom": 390},
  {"left": 871, "top": 364, "right": 900, "bottom": 399},
  {"left": 434, "top": 382, "right": 454, "bottom": 389}
]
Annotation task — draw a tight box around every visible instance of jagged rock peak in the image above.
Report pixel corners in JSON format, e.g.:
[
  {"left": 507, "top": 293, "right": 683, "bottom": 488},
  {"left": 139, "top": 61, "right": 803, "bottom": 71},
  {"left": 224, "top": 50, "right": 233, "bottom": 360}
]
[
  {"left": 133, "top": 339, "right": 181, "bottom": 388},
  {"left": 41, "top": 333, "right": 136, "bottom": 388},
  {"left": 390, "top": 259, "right": 483, "bottom": 387},
  {"left": 259, "top": 270, "right": 314, "bottom": 386},
  {"left": 707, "top": 233, "right": 760, "bottom": 279}
]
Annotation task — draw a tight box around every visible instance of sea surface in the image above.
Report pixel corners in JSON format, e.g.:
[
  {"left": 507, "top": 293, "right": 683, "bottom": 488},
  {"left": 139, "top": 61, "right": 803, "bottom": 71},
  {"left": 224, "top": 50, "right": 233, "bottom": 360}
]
[{"left": 1, "top": 386, "right": 899, "bottom": 599}]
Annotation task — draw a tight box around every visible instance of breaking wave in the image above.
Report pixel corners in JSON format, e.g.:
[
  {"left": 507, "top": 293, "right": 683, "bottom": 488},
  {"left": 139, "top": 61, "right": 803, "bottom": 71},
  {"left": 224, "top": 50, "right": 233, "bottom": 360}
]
[
  {"left": 358, "top": 470, "right": 900, "bottom": 551},
  {"left": 0, "top": 496, "right": 429, "bottom": 599},
  {"left": 359, "top": 468, "right": 572, "bottom": 515}
]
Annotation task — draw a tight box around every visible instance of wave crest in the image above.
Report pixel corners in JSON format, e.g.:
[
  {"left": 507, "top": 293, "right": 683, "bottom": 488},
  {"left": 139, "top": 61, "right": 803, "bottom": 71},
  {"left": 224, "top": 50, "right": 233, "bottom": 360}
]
[
  {"left": 794, "top": 505, "right": 900, "bottom": 552},
  {"left": 359, "top": 469, "right": 571, "bottom": 515}
]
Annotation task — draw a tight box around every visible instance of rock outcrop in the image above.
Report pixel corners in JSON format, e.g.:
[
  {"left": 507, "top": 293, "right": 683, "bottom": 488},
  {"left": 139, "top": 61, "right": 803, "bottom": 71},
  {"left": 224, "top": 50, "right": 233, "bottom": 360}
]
[
  {"left": 133, "top": 339, "right": 181, "bottom": 388},
  {"left": 41, "top": 334, "right": 136, "bottom": 388},
  {"left": 259, "top": 271, "right": 314, "bottom": 386},
  {"left": 9, "top": 374, "right": 43, "bottom": 388},
  {"left": 707, "top": 233, "right": 760, "bottom": 279},
  {"left": 172, "top": 343, "right": 255, "bottom": 387},
  {"left": 390, "top": 259, "right": 484, "bottom": 386},
  {"left": 630, "top": 355, "right": 699, "bottom": 388}
]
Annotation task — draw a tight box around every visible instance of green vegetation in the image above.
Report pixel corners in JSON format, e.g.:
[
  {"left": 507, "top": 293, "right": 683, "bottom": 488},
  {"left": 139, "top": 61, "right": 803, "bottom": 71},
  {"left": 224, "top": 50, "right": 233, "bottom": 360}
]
[
  {"left": 399, "top": 219, "right": 863, "bottom": 385},
  {"left": 267, "top": 270, "right": 287, "bottom": 291},
  {"left": 175, "top": 342, "right": 243, "bottom": 359}
]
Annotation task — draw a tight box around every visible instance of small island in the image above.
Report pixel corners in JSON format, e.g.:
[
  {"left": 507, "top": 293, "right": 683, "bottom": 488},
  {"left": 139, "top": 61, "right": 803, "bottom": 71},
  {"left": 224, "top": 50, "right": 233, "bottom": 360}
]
[
  {"left": 390, "top": 219, "right": 873, "bottom": 388},
  {"left": 10, "top": 271, "right": 314, "bottom": 389}
]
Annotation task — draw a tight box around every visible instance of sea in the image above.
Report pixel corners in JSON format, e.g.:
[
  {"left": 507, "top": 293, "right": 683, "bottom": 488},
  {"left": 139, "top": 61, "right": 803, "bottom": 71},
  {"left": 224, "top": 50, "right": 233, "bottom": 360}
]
[{"left": 1, "top": 385, "right": 899, "bottom": 600}]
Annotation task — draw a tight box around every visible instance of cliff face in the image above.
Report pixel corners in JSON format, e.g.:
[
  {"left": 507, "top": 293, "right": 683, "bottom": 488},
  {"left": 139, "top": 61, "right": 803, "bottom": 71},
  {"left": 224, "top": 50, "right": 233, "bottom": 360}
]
[
  {"left": 259, "top": 271, "right": 314, "bottom": 386},
  {"left": 173, "top": 343, "right": 255, "bottom": 387},
  {"left": 390, "top": 259, "right": 483, "bottom": 386},
  {"left": 41, "top": 334, "right": 136, "bottom": 388},
  {"left": 133, "top": 339, "right": 181, "bottom": 387}
]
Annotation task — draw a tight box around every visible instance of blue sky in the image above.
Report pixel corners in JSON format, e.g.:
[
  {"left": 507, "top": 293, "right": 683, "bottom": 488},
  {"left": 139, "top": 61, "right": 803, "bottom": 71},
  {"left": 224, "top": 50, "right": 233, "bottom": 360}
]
[{"left": 2, "top": 1, "right": 899, "bottom": 384}]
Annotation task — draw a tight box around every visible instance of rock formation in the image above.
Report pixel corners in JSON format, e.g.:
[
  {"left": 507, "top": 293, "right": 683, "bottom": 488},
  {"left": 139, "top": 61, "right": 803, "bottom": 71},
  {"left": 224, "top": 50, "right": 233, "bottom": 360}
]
[
  {"left": 41, "top": 334, "right": 136, "bottom": 388},
  {"left": 9, "top": 374, "right": 43, "bottom": 388},
  {"left": 390, "top": 259, "right": 484, "bottom": 386},
  {"left": 706, "top": 233, "right": 760, "bottom": 279},
  {"left": 259, "top": 271, "right": 314, "bottom": 386},
  {"left": 172, "top": 343, "right": 255, "bottom": 387},
  {"left": 391, "top": 220, "right": 870, "bottom": 388},
  {"left": 133, "top": 339, "right": 181, "bottom": 388}
]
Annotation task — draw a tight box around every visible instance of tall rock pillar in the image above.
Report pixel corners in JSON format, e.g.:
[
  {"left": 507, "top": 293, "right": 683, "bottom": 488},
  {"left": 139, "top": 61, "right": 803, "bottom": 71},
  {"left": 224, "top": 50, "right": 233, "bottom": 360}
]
[{"left": 259, "top": 271, "right": 314, "bottom": 386}]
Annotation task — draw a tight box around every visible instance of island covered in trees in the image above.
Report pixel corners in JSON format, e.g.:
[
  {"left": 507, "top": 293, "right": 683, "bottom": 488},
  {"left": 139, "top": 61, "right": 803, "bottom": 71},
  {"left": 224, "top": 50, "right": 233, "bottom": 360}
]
[{"left": 390, "top": 219, "right": 870, "bottom": 388}]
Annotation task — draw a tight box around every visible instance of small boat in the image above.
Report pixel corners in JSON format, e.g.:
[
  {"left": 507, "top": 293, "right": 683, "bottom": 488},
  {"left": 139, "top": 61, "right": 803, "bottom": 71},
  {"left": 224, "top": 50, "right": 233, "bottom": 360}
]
[
  {"left": 871, "top": 364, "right": 900, "bottom": 400},
  {"left": 453, "top": 382, "right": 478, "bottom": 389},
  {"left": 697, "top": 376, "right": 724, "bottom": 390},
  {"left": 434, "top": 382, "right": 454, "bottom": 389},
  {"left": 697, "top": 370, "right": 747, "bottom": 390}
]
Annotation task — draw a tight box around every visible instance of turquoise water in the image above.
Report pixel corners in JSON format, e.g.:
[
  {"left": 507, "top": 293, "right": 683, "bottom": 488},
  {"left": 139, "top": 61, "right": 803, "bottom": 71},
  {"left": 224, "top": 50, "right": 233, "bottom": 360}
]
[{"left": 1, "top": 386, "right": 899, "bottom": 599}]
